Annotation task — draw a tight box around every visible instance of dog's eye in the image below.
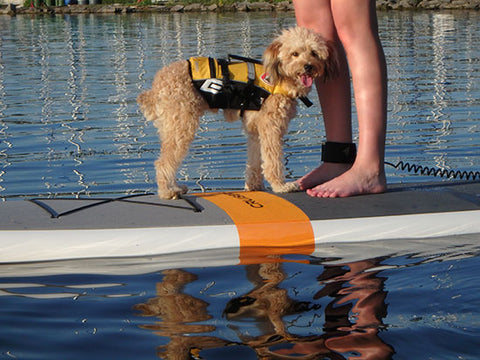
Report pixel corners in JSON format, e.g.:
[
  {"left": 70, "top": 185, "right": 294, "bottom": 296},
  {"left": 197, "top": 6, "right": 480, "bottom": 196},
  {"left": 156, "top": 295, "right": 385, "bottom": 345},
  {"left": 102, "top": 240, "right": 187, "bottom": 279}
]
[
  {"left": 291, "top": 51, "right": 299, "bottom": 57},
  {"left": 311, "top": 50, "right": 319, "bottom": 58}
]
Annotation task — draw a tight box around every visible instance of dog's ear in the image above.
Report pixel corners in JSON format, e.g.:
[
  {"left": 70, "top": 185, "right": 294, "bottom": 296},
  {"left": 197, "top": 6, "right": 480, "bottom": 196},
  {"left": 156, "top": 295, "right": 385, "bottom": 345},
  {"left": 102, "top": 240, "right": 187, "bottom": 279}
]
[
  {"left": 322, "top": 41, "right": 340, "bottom": 82},
  {"left": 263, "top": 39, "right": 282, "bottom": 84}
]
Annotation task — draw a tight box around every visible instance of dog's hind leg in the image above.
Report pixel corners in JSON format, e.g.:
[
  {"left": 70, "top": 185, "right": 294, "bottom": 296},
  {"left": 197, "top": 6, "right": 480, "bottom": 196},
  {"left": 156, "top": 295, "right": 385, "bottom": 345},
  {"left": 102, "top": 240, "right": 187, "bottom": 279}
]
[
  {"left": 155, "top": 144, "right": 188, "bottom": 200},
  {"left": 154, "top": 112, "right": 201, "bottom": 200},
  {"left": 244, "top": 131, "right": 265, "bottom": 191}
]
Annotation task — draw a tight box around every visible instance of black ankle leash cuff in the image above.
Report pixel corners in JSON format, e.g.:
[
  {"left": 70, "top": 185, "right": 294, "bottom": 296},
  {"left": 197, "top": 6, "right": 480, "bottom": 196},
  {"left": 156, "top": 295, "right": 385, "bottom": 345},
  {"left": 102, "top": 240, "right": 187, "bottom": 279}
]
[{"left": 321, "top": 142, "right": 357, "bottom": 164}]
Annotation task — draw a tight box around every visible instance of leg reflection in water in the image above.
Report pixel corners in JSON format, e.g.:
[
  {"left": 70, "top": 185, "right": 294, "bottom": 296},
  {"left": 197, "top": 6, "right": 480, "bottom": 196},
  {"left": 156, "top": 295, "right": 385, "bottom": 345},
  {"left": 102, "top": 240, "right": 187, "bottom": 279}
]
[
  {"left": 133, "top": 269, "right": 230, "bottom": 359},
  {"left": 134, "top": 258, "right": 394, "bottom": 359}
]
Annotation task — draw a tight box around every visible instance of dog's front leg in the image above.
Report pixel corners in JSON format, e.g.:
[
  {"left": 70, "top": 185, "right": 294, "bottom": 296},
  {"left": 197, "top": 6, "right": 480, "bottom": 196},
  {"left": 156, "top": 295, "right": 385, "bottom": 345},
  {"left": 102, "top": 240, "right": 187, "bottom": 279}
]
[
  {"left": 245, "top": 131, "right": 265, "bottom": 191},
  {"left": 259, "top": 128, "right": 299, "bottom": 193}
]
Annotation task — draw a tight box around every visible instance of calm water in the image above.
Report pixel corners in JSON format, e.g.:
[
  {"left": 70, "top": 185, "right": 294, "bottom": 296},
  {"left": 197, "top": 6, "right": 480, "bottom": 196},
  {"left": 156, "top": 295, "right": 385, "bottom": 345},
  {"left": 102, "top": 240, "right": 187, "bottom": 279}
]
[
  {"left": 1, "top": 239, "right": 479, "bottom": 359},
  {"left": 1, "top": 10, "right": 480, "bottom": 360},
  {"left": 1, "top": 11, "right": 479, "bottom": 198}
]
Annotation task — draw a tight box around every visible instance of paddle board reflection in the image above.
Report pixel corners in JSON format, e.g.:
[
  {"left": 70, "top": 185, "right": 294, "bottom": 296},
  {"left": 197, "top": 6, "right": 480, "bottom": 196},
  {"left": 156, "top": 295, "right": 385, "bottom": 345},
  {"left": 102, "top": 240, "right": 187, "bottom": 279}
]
[{"left": 134, "top": 257, "right": 394, "bottom": 359}]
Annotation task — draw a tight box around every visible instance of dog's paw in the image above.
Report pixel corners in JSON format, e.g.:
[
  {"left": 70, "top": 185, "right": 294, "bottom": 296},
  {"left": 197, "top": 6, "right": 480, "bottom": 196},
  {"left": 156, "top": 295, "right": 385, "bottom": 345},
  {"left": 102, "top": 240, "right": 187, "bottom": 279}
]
[
  {"left": 244, "top": 182, "right": 265, "bottom": 192},
  {"left": 158, "top": 185, "right": 188, "bottom": 200},
  {"left": 271, "top": 181, "right": 300, "bottom": 193}
]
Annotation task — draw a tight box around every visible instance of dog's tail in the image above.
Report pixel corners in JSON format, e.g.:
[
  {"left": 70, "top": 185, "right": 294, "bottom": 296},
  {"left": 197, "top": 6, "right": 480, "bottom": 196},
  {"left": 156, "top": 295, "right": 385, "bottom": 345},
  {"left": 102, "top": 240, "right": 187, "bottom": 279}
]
[{"left": 137, "top": 90, "right": 156, "bottom": 122}]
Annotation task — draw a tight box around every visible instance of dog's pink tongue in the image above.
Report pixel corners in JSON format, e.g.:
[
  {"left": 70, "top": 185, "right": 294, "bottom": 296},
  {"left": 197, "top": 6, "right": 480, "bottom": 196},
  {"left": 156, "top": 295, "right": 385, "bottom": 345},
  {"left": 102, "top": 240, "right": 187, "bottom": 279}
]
[{"left": 301, "top": 74, "right": 313, "bottom": 87}]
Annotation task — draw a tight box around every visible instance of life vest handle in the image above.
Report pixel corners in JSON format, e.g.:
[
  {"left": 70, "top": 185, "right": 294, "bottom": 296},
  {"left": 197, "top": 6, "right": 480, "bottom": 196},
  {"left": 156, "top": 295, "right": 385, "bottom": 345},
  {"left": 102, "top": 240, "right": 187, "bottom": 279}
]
[
  {"left": 228, "top": 54, "right": 263, "bottom": 65},
  {"left": 217, "top": 58, "right": 231, "bottom": 84}
]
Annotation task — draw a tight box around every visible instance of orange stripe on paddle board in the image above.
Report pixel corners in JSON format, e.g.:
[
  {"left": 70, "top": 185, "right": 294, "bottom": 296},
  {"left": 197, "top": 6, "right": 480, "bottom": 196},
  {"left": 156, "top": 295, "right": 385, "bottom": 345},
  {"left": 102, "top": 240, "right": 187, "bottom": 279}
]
[{"left": 195, "top": 192, "right": 314, "bottom": 263}]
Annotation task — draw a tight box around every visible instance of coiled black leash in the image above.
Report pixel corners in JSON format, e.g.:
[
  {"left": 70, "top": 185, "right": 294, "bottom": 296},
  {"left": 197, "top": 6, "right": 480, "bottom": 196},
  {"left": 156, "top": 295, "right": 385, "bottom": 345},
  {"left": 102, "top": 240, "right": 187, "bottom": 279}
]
[
  {"left": 385, "top": 161, "right": 480, "bottom": 181},
  {"left": 321, "top": 142, "right": 479, "bottom": 181}
]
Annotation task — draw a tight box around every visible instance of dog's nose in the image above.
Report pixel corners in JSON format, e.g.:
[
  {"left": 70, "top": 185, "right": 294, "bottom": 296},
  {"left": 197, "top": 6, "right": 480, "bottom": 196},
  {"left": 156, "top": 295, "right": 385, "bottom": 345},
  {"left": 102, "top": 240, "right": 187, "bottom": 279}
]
[{"left": 304, "top": 64, "right": 314, "bottom": 73}]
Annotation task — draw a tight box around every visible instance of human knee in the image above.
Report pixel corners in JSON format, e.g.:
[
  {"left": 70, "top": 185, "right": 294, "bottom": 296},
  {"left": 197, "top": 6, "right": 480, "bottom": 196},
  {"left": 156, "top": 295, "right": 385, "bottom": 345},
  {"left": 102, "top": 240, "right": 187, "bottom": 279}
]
[
  {"left": 331, "top": 0, "right": 378, "bottom": 48},
  {"left": 293, "top": 0, "right": 337, "bottom": 41}
]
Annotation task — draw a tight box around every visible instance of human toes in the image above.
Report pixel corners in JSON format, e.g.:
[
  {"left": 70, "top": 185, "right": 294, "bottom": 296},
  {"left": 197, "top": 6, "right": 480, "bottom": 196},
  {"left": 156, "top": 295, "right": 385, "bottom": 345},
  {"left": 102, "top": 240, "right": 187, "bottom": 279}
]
[{"left": 306, "top": 186, "right": 326, "bottom": 198}]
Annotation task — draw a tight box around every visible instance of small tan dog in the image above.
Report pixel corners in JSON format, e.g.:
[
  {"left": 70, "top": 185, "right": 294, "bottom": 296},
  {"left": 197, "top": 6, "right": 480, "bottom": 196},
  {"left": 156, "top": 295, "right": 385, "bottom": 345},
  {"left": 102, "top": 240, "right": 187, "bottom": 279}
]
[{"left": 138, "top": 27, "right": 337, "bottom": 199}]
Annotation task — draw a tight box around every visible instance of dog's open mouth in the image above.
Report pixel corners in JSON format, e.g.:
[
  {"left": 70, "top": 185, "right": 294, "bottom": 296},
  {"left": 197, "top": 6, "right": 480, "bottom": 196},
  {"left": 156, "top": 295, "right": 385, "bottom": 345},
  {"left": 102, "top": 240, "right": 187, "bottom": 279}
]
[{"left": 300, "top": 74, "right": 314, "bottom": 88}]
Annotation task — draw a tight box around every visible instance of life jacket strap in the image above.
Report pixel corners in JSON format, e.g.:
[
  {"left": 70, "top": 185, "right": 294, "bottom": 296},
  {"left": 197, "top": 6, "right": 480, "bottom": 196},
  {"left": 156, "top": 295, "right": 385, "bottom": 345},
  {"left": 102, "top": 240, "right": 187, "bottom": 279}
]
[
  {"left": 299, "top": 97, "right": 313, "bottom": 107},
  {"left": 321, "top": 142, "right": 357, "bottom": 163},
  {"left": 217, "top": 58, "right": 231, "bottom": 85},
  {"left": 227, "top": 55, "right": 258, "bottom": 116},
  {"left": 208, "top": 57, "right": 217, "bottom": 78}
]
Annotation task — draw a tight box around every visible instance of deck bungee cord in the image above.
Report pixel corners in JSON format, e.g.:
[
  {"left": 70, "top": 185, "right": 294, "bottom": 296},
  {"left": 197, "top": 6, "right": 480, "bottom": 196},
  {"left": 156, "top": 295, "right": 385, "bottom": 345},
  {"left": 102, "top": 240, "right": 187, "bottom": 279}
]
[{"left": 29, "top": 193, "right": 202, "bottom": 218}]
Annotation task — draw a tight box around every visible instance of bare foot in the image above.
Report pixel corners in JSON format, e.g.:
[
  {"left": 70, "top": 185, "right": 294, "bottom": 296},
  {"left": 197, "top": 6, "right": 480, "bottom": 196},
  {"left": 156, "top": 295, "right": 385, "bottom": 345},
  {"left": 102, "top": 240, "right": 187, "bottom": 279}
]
[
  {"left": 306, "top": 165, "right": 387, "bottom": 198},
  {"left": 296, "top": 162, "right": 352, "bottom": 190}
]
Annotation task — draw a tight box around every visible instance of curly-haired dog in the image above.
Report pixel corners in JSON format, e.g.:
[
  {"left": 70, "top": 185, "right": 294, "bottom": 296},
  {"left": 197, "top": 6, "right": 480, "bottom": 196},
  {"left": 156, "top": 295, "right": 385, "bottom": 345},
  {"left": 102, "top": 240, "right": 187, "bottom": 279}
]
[{"left": 138, "top": 27, "right": 337, "bottom": 199}]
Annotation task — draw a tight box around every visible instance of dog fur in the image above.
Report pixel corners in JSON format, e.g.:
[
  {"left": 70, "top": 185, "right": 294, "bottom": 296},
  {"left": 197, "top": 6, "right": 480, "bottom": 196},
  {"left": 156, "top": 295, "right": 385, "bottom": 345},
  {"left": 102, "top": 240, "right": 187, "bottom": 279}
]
[{"left": 138, "top": 27, "right": 337, "bottom": 199}]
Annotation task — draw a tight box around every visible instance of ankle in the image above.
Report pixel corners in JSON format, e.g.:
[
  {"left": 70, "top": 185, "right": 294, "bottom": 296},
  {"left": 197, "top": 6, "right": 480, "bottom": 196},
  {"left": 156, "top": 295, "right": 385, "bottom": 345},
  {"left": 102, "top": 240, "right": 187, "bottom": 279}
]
[{"left": 321, "top": 141, "right": 357, "bottom": 164}]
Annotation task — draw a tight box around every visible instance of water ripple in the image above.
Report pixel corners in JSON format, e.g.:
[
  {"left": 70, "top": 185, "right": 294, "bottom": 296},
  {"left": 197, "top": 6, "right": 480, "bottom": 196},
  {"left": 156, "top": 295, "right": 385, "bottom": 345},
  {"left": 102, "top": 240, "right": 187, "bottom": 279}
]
[{"left": 0, "top": 11, "right": 479, "bottom": 198}]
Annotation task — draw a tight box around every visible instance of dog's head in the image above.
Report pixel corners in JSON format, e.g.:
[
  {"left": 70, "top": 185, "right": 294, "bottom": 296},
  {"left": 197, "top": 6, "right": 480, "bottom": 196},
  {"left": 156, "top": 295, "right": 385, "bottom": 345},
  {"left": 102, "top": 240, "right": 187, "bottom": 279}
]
[{"left": 263, "top": 27, "right": 339, "bottom": 96}]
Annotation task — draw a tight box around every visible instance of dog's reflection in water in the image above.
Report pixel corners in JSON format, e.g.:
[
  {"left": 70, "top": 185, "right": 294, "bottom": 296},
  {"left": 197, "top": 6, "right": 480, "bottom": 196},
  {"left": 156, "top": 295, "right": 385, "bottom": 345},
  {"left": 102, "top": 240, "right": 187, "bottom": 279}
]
[{"left": 134, "top": 259, "right": 394, "bottom": 359}]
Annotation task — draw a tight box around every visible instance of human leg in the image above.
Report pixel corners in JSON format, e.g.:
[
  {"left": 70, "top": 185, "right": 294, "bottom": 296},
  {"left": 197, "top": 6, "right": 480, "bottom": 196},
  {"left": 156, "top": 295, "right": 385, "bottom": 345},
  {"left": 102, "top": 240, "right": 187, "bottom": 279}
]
[
  {"left": 293, "top": 0, "right": 354, "bottom": 190},
  {"left": 306, "top": 0, "right": 387, "bottom": 197}
]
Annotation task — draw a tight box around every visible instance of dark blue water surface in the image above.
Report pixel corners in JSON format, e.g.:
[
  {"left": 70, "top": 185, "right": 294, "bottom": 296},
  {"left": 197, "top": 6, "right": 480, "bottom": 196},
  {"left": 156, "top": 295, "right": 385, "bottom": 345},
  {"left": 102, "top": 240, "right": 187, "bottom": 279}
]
[
  {"left": 1, "top": 238, "right": 479, "bottom": 359},
  {"left": 0, "top": 10, "right": 479, "bottom": 360}
]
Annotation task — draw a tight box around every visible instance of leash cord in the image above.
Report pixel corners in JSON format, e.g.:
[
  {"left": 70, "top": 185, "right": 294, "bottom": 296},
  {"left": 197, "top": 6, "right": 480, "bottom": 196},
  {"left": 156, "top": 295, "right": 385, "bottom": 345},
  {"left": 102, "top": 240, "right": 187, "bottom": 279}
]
[{"left": 385, "top": 161, "right": 480, "bottom": 181}]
